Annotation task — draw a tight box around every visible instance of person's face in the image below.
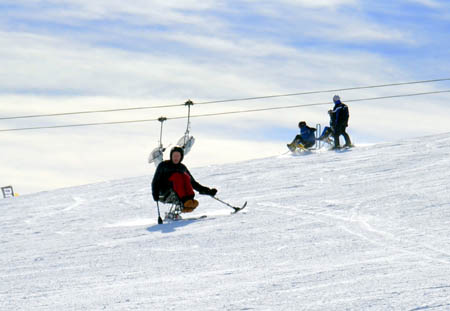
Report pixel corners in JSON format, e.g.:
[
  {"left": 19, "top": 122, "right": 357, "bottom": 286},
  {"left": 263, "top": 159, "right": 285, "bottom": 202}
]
[{"left": 171, "top": 151, "right": 182, "bottom": 164}]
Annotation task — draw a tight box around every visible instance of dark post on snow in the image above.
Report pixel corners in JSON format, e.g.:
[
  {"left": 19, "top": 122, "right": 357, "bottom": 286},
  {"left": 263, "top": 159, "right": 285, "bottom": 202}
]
[{"left": 2, "top": 186, "right": 15, "bottom": 199}]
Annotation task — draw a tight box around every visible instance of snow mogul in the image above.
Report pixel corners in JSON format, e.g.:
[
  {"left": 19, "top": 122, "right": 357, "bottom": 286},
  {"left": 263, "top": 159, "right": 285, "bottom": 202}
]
[
  {"left": 287, "top": 121, "right": 317, "bottom": 151},
  {"left": 152, "top": 146, "right": 217, "bottom": 214}
]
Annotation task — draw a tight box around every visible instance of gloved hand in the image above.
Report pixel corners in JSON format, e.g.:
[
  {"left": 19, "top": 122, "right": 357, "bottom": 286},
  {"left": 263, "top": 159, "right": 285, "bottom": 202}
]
[
  {"left": 200, "top": 187, "right": 217, "bottom": 197},
  {"left": 208, "top": 188, "right": 218, "bottom": 197}
]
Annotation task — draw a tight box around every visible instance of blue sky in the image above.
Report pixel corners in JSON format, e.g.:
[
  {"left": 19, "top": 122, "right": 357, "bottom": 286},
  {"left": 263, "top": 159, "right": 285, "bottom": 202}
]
[{"left": 1, "top": 0, "right": 450, "bottom": 194}]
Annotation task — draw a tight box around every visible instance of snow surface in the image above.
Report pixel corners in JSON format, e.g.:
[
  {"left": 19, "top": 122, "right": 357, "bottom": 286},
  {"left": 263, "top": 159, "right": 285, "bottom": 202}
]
[{"left": 1, "top": 134, "right": 450, "bottom": 310}]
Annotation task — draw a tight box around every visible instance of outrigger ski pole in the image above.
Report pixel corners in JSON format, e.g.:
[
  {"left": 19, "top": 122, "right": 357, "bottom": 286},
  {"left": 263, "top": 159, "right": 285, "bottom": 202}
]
[
  {"left": 156, "top": 201, "right": 163, "bottom": 224},
  {"left": 212, "top": 196, "right": 247, "bottom": 213}
]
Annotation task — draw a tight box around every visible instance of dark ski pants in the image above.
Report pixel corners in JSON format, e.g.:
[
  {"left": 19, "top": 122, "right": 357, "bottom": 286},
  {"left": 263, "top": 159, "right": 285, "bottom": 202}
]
[
  {"left": 169, "top": 172, "right": 195, "bottom": 203},
  {"left": 333, "top": 126, "right": 351, "bottom": 147},
  {"left": 319, "top": 126, "right": 333, "bottom": 140},
  {"left": 292, "top": 135, "right": 315, "bottom": 148}
]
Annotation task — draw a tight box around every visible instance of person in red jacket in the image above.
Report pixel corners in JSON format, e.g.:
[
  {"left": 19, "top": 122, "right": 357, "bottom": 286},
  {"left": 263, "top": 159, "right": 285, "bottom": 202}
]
[{"left": 152, "top": 146, "right": 217, "bottom": 213}]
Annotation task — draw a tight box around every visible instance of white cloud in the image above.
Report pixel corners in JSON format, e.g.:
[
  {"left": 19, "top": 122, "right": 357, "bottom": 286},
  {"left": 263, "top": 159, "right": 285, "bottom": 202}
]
[
  {"left": 5, "top": 0, "right": 415, "bottom": 45},
  {"left": 0, "top": 25, "right": 409, "bottom": 101},
  {"left": 404, "top": 0, "right": 441, "bottom": 8},
  {"left": 244, "top": 0, "right": 357, "bottom": 10},
  {"left": 245, "top": 2, "right": 414, "bottom": 44},
  {"left": 314, "top": 20, "right": 414, "bottom": 43},
  {"left": 6, "top": 0, "right": 227, "bottom": 30}
]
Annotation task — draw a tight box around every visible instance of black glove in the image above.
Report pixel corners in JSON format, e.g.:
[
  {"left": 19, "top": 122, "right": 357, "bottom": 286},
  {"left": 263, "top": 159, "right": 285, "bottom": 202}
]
[
  {"left": 200, "top": 187, "right": 217, "bottom": 197},
  {"left": 208, "top": 188, "right": 217, "bottom": 197}
]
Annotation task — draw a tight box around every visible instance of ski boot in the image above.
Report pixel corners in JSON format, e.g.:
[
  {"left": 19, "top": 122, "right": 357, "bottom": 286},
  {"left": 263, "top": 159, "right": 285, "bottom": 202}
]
[{"left": 182, "top": 199, "right": 199, "bottom": 213}]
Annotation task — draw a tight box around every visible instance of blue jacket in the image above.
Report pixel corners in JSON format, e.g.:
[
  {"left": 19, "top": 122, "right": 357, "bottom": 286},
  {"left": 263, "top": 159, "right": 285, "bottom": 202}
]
[{"left": 300, "top": 126, "right": 316, "bottom": 144}]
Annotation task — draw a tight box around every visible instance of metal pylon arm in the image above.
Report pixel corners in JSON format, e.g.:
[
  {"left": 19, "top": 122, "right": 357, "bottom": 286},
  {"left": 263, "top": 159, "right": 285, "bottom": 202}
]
[{"left": 157, "top": 116, "right": 167, "bottom": 149}]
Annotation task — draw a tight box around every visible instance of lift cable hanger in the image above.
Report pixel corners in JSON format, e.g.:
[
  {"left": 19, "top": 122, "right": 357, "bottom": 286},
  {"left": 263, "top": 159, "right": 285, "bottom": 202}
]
[
  {"left": 148, "top": 101, "right": 197, "bottom": 167},
  {"left": 148, "top": 116, "right": 168, "bottom": 166}
]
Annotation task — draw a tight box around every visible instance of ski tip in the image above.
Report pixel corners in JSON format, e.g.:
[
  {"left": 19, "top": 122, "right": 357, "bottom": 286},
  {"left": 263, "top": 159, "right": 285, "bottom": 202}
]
[{"left": 232, "top": 201, "right": 247, "bottom": 214}]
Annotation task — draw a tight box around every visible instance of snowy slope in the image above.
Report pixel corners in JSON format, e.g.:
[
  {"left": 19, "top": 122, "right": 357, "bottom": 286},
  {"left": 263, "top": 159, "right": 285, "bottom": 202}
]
[{"left": 1, "top": 133, "right": 450, "bottom": 310}]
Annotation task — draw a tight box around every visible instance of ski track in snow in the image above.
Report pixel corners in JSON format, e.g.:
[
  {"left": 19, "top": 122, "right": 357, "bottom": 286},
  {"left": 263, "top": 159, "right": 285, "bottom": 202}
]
[
  {"left": 1, "top": 133, "right": 450, "bottom": 310},
  {"left": 260, "top": 201, "right": 450, "bottom": 265}
]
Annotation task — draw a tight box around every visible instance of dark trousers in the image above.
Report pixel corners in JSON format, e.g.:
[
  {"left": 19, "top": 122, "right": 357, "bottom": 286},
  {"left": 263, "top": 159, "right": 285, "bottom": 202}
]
[
  {"left": 333, "top": 126, "right": 351, "bottom": 147},
  {"left": 293, "top": 135, "right": 315, "bottom": 148},
  {"left": 319, "top": 126, "right": 333, "bottom": 140}
]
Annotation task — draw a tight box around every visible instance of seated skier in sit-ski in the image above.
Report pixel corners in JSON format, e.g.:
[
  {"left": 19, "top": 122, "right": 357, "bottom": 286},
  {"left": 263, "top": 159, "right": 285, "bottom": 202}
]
[
  {"left": 287, "top": 121, "right": 317, "bottom": 151},
  {"left": 151, "top": 146, "right": 217, "bottom": 213}
]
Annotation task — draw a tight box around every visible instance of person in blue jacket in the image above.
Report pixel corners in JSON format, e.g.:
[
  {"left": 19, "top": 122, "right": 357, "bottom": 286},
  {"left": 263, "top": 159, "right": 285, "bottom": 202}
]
[
  {"left": 330, "top": 95, "right": 352, "bottom": 149},
  {"left": 287, "top": 121, "right": 317, "bottom": 150}
]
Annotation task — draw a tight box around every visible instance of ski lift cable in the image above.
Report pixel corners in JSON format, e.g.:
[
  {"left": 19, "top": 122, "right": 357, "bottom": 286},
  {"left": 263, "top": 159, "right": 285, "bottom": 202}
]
[
  {"left": 0, "top": 103, "right": 183, "bottom": 121},
  {"left": 194, "top": 78, "right": 450, "bottom": 105},
  {"left": 175, "top": 89, "right": 450, "bottom": 120},
  {"left": 0, "top": 89, "right": 449, "bottom": 133},
  {"left": 1, "top": 78, "right": 449, "bottom": 121}
]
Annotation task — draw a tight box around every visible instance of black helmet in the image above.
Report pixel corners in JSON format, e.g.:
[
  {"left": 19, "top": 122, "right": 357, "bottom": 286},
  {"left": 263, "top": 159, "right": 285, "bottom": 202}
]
[
  {"left": 170, "top": 146, "right": 184, "bottom": 162},
  {"left": 298, "top": 121, "right": 306, "bottom": 128}
]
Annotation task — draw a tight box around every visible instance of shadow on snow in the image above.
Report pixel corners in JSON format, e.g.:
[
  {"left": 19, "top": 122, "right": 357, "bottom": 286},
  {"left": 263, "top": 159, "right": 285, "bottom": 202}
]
[{"left": 146, "top": 217, "right": 209, "bottom": 233}]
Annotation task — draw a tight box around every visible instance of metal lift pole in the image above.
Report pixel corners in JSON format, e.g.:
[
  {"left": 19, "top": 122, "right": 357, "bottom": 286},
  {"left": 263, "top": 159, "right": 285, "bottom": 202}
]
[
  {"left": 184, "top": 100, "right": 194, "bottom": 145},
  {"left": 158, "top": 116, "right": 167, "bottom": 149}
]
